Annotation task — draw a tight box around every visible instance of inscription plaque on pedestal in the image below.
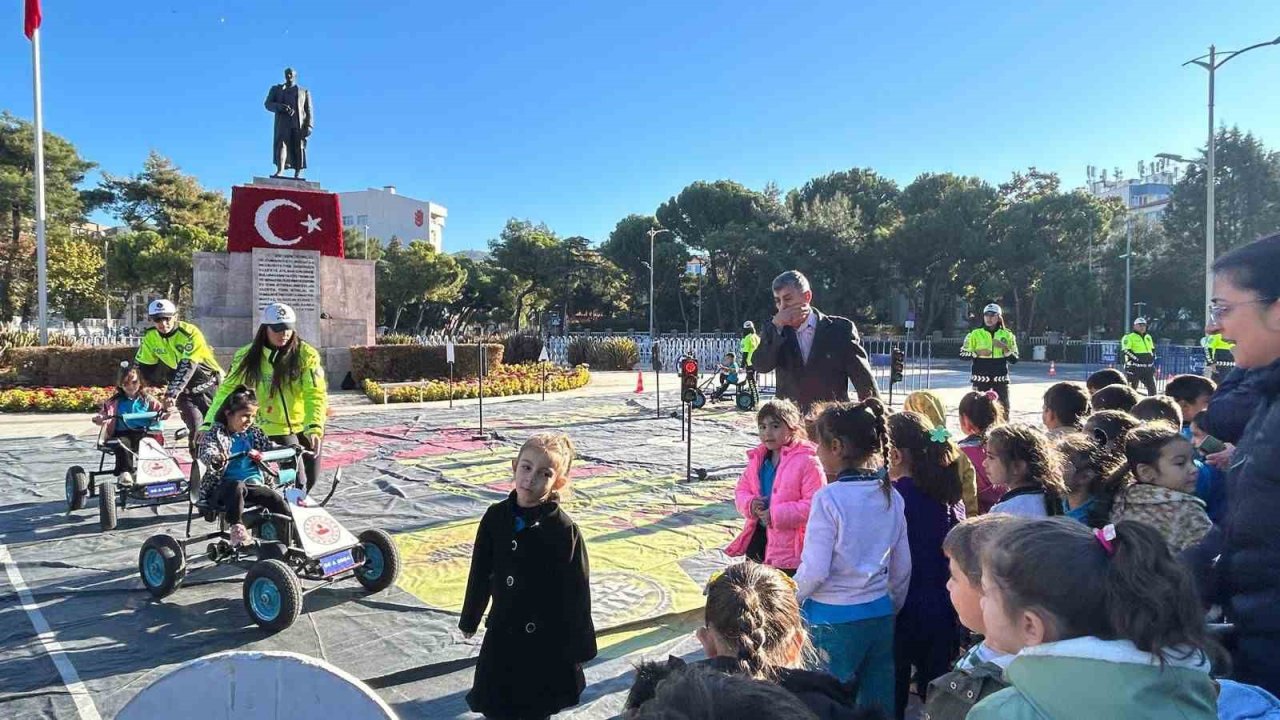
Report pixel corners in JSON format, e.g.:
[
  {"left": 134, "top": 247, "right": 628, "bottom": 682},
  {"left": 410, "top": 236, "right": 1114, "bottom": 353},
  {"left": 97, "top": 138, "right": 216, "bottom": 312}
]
[{"left": 252, "top": 248, "right": 321, "bottom": 343}]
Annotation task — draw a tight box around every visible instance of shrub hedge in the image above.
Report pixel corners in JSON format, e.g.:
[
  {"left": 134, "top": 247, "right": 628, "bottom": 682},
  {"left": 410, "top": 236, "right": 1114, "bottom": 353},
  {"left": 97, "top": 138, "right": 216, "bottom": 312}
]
[
  {"left": 0, "top": 386, "right": 114, "bottom": 412},
  {"left": 7, "top": 345, "right": 139, "bottom": 387},
  {"left": 567, "top": 336, "right": 638, "bottom": 370},
  {"left": 503, "top": 333, "right": 545, "bottom": 364},
  {"left": 349, "top": 343, "right": 505, "bottom": 383},
  {"left": 362, "top": 363, "right": 590, "bottom": 404}
]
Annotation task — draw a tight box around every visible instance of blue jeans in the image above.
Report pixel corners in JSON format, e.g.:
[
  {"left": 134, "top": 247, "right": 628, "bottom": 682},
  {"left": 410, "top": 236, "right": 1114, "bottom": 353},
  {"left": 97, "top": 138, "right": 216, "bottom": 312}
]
[{"left": 808, "top": 614, "right": 895, "bottom": 714}]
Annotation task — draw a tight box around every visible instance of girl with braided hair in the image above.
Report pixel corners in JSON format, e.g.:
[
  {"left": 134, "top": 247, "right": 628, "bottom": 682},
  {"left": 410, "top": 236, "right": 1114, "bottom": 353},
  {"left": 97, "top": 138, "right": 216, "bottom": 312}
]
[
  {"left": 983, "top": 424, "right": 1067, "bottom": 518},
  {"left": 625, "top": 562, "right": 878, "bottom": 719},
  {"left": 794, "top": 398, "right": 910, "bottom": 714}
]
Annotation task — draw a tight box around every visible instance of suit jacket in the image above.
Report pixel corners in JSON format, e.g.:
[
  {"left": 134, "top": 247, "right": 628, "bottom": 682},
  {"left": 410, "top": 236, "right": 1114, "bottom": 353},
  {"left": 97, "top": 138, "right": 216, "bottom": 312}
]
[
  {"left": 264, "top": 83, "right": 313, "bottom": 134},
  {"left": 752, "top": 308, "right": 879, "bottom": 411}
]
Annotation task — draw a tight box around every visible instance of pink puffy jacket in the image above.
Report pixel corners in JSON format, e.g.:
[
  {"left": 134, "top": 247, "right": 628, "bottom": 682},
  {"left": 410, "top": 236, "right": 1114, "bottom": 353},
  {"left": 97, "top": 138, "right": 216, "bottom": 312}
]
[{"left": 725, "top": 441, "right": 826, "bottom": 570}]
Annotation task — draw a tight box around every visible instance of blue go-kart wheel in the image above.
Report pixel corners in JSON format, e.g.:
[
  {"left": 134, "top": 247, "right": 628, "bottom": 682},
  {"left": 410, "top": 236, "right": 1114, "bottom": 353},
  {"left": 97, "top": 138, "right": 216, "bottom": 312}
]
[
  {"left": 691, "top": 391, "right": 707, "bottom": 410},
  {"left": 139, "top": 534, "right": 186, "bottom": 598},
  {"left": 243, "top": 559, "right": 302, "bottom": 632},
  {"left": 355, "top": 529, "right": 402, "bottom": 594},
  {"left": 735, "top": 391, "right": 756, "bottom": 411}
]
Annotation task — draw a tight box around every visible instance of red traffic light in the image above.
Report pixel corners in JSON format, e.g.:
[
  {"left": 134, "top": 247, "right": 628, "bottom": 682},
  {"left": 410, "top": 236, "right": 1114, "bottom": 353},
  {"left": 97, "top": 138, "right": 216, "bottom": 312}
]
[{"left": 680, "top": 357, "right": 699, "bottom": 376}]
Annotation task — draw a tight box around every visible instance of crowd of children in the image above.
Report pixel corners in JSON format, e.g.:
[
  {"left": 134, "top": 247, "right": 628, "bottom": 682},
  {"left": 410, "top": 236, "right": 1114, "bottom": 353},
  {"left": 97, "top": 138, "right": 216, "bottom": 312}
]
[{"left": 453, "top": 373, "right": 1277, "bottom": 720}]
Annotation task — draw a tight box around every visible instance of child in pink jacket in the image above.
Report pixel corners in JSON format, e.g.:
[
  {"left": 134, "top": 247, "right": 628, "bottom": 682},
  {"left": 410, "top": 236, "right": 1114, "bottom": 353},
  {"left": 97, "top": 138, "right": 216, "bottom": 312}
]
[{"left": 726, "top": 399, "right": 826, "bottom": 574}]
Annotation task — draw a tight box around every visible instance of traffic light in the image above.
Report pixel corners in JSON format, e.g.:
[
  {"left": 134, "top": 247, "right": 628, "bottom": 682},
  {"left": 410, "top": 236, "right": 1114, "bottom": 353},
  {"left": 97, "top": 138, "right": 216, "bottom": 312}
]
[
  {"left": 679, "top": 355, "right": 700, "bottom": 404},
  {"left": 890, "top": 347, "right": 905, "bottom": 384}
]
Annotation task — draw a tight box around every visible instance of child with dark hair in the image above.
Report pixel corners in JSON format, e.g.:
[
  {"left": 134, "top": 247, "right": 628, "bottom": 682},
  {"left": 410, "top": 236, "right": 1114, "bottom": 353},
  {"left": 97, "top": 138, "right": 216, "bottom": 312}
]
[
  {"left": 1104, "top": 423, "right": 1212, "bottom": 554},
  {"left": 905, "top": 390, "right": 979, "bottom": 517},
  {"left": 983, "top": 424, "right": 1067, "bottom": 518},
  {"left": 795, "top": 398, "right": 910, "bottom": 714},
  {"left": 625, "top": 562, "right": 869, "bottom": 719},
  {"left": 967, "top": 519, "right": 1221, "bottom": 719},
  {"left": 1131, "top": 396, "right": 1183, "bottom": 427},
  {"left": 92, "top": 362, "right": 165, "bottom": 474},
  {"left": 1041, "top": 382, "right": 1090, "bottom": 438},
  {"left": 727, "top": 400, "right": 825, "bottom": 574},
  {"left": 957, "top": 390, "right": 1006, "bottom": 513},
  {"left": 712, "top": 352, "right": 742, "bottom": 401},
  {"left": 195, "top": 387, "right": 288, "bottom": 547},
  {"left": 1086, "top": 367, "right": 1128, "bottom": 394},
  {"left": 1165, "top": 374, "right": 1217, "bottom": 438},
  {"left": 1091, "top": 383, "right": 1140, "bottom": 413},
  {"left": 922, "top": 514, "right": 1024, "bottom": 720},
  {"left": 628, "top": 663, "right": 860, "bottom": 720},
  {"left": 886, "top": 412, "right": 965, "bottom": 717},
  {"left": 1083, "top": 410, "right": 1141, "bottom": 453},
  {"left": 1056, "top": 433, "right": 1124, "bottom": 528}
]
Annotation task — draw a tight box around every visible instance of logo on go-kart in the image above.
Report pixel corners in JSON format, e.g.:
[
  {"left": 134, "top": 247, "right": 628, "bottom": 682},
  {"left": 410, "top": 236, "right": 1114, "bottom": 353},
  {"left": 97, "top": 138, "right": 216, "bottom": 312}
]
[
  {"left": 143, "top": 460, "right": 170, "bottom": 477},
  {"left": 303, "top": 516, "right": 341, "bottom": 545}
]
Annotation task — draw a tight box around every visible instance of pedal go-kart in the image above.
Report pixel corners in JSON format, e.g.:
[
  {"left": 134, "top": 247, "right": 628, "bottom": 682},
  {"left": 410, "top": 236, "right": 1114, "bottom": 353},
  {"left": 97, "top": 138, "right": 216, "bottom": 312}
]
[
  {"left": 138, "top": 446, "right": 401, "bottom": 632},
  {"left": 692, "top": 369, "right": 759, "bottom": 412},
  {"left": 65, "top": 411, "right": 191, "bottom": 531}
]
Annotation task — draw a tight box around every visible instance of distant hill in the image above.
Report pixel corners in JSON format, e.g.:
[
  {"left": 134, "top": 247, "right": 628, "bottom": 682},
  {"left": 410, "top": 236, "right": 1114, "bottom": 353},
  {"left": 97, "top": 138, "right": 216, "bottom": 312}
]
[{"left": 453, "top": 249, "right": 490, "bottom": 262}]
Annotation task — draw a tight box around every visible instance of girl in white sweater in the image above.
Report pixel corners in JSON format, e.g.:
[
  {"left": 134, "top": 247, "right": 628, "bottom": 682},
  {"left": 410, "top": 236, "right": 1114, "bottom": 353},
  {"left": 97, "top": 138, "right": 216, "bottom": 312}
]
[{"left": 794, "top": 398, "right": 911, "bottom": 714}]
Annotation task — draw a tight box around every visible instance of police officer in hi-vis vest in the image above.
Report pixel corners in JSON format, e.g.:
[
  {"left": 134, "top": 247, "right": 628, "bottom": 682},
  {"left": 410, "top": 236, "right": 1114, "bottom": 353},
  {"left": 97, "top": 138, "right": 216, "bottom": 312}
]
[
  {"left": 1121, "top": 317, "right": 1158, "bottom": 396},
  {"left": 961, "top": 303, "right": 1019, "bottom": 412},
  {"left": 1204, "top": 332, "right": 1236, "bottom": 384}
]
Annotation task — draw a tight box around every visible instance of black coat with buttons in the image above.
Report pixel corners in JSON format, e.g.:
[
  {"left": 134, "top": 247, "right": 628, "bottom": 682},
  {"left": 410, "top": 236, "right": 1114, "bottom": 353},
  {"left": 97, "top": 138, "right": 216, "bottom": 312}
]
[{"left": 460, "top": 493, "right": 597, "bottom": 717}]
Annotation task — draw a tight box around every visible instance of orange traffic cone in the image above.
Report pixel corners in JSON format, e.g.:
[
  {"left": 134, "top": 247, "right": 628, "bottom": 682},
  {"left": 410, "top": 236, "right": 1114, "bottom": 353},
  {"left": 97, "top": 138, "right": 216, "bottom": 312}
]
[
  {"left": 1048, "top": 361, "right": 1056, "bottom": 377},
  {"left": 635, "top": 370, "right": 645, "bottom": 393}
]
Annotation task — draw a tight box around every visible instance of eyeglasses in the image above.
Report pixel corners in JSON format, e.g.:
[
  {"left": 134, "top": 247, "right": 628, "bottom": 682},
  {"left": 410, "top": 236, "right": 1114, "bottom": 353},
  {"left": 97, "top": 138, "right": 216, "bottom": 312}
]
[
  {"left": 1208, "top": 299, "right": 1273, "bottom": 325},
  {"left": 149, "top": 315, "right": 173, "bottom": 323},
  {"left": 266, "top": 323, "right": 293, "bottom": 333}
]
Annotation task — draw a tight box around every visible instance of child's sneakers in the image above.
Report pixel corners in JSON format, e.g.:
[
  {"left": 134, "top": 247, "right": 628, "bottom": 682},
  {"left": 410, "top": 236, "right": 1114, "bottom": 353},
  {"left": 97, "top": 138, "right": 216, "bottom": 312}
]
[{"left": 228, "top": 523, "right": 250, "bottom": 547}]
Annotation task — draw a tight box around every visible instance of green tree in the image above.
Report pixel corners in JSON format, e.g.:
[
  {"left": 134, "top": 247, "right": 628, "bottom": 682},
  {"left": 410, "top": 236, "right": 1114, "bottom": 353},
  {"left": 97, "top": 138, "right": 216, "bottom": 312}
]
[
  {"left": 134, "top": 225, "right": 227, "bottom": 303},
  {"left": 0, "top": 112, "right": 97, "bottom": 321},
  {"left": 445, "top": 256, "right": 517, "bottom": 334},
  {"left": 93, "top": 151, "right": 229, "bottom": 234},
  {"left": 377, "top": 240, "right": 467, "bottom": 330},
  {"left": 599, "top": 214, "right": 691, "bottom": 332},
  {"left": 488, "top": 219, "right": 562, "bottom": 330},
  {"left": 47, "top": 229, "right": 107, "bottom": 329},
  {"left": 343, "top": 226, "right": 384, "bottom": 261}
]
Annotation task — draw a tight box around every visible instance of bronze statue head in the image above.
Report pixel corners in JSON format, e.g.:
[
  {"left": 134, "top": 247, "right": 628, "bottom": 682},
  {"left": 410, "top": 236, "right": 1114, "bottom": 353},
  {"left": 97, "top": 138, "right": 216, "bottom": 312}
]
[{"left": 284, "top": 67, "right": 296, "bottom": 87}]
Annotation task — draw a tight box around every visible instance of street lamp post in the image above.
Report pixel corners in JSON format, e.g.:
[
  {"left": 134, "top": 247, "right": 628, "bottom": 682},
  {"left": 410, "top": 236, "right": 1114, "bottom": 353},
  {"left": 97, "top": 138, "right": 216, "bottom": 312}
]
[
  {"left": 363, "top": 225, "right": 370, "bottom": 260},
  {"left": 645, "top": 227, "right": 670, "bottom": 346},
  {"left": 646, "top": 227, "right": 670, "bottom": 418},
  {"left": 1180, "top": 36, "right": 1280, "bottom": 327}
]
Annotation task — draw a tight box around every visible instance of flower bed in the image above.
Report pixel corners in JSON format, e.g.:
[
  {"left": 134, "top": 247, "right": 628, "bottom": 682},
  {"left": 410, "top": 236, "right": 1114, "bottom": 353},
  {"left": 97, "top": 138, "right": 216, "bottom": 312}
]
[
  {"left": 363, "top": 363, "right": 590, "bottom": 403},
  {"left": 0, "top": 385, "right": 113, "bottom": 413}
]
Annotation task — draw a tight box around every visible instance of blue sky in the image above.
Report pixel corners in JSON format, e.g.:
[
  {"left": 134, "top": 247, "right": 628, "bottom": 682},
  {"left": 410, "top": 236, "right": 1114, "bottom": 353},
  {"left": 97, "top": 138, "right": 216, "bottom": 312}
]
[{"left": 3, "top": 1, "right": 1279, "bottom": 252}]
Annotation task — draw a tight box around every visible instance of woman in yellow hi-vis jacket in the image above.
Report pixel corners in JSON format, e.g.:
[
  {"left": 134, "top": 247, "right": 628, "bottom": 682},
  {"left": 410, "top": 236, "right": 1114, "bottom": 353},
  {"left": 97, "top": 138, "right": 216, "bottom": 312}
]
[
  {"left": 960, "top": 303, "right": 1019, "bottom": 412},
  {"left": 202, "top": 303, "right": 328, "bottom": 491},
  {"left": 1204, "top": 332, "right": 1236, "bottom": 384}
]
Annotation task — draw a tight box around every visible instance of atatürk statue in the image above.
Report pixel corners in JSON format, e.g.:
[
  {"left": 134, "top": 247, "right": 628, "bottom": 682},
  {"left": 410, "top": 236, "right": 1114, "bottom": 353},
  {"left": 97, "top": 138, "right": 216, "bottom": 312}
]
[{"left": 264, "top": 67, "right": 313, "bottom": 178}]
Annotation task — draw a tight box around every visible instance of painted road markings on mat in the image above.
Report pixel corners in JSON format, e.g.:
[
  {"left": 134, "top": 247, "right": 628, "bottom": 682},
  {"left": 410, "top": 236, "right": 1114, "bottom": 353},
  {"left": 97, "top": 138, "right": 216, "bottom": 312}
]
[{"left": 0, "top": 543, "right": 102, "bottom": 720}]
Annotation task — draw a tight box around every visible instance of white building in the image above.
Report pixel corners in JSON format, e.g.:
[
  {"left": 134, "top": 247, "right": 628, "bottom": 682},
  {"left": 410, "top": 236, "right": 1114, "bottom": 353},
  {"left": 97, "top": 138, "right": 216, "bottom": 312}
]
[
  {"left": 1084, "top": 158, "right": 1182, "bottom": 225},
  {"left": 338, "top": 186, "right": 447, "bottom": 252}
]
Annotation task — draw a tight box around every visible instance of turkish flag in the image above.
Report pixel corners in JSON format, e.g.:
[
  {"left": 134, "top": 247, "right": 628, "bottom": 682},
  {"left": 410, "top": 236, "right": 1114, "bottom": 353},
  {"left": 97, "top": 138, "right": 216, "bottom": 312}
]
[
  {"left": 228, "top": 185, "right": 345, "bottom": 257},
  {"left": 25, "top": 0, "right": 41, "bottom": 39}
]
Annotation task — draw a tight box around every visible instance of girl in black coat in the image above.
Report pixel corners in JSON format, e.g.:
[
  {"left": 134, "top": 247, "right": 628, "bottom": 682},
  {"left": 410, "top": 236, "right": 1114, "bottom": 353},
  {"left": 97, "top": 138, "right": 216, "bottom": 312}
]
[{"left": 459, "top": 433, "right": 596, "bottom": 720}]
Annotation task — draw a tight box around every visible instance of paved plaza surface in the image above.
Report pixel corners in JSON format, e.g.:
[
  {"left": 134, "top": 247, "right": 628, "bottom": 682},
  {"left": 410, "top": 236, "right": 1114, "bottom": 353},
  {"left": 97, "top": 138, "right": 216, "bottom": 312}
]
[{"left": 0, "top": 367, "right": 1064, "bottom": 719}]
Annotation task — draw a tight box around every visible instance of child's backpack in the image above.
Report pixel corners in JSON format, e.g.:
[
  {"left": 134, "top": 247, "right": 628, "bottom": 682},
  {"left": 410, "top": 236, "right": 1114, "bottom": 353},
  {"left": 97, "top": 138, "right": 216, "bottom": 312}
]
[{"left": 923, "top": 660, "right": 1008, "bottom": 720}]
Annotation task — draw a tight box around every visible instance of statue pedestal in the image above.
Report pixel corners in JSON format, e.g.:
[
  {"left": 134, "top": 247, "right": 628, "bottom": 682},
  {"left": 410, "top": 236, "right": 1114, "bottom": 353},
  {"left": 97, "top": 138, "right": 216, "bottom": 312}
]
[{"left": 194, "top": 178, "right": 375, "bottom": 385}]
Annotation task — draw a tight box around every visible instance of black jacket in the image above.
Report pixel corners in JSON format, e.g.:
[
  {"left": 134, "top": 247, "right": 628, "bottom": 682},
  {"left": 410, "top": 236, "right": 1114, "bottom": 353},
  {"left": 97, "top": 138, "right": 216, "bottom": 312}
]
[
  {"left": 752, "top": 308, "right": 879, "bottom": 412},
  {"left": 1189, "top": 358, "right": 1280, "bottom": 695},
  {"left": 460, "top": 493, "right": 597, "bottom": 716},
  {"left": 1202, "top": 367, "right": 1264, "bottom": 445}
]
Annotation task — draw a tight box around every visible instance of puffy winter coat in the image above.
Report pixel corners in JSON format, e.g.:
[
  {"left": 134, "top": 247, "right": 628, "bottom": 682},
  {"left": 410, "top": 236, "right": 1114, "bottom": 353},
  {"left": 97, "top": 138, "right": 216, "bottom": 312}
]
[{"left": 725, "top": 441, "right": 826, "bottom": 570}]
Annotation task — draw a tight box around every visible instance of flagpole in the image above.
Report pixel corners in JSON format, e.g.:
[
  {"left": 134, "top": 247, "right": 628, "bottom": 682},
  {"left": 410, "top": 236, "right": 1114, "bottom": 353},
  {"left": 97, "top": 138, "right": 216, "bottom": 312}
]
[{"left": 31, "top": 26, "right": 49, "bottom": 345}]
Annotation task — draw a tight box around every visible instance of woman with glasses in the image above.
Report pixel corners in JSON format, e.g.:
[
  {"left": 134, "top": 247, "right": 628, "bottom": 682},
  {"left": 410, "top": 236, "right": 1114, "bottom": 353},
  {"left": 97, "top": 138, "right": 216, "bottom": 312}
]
[
  {"left": 200, "top": 303, "right": 328, "bottom": 492},
  {"left": 1187, "top": 232, "right": 1280, "bottom": 697},
  {"left": 134, "top": 298, "right": 224, "bottom": 438}
]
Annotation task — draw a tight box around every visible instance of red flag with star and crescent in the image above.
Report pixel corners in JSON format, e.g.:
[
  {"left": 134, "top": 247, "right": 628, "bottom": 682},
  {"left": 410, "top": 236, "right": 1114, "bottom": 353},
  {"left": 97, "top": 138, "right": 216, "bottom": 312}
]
[
  {"left": 227, "top": 185, "right": 345, "bottom": 257},
  {"left": 25, "top": 0, "right": 42, "bottom": 39}
]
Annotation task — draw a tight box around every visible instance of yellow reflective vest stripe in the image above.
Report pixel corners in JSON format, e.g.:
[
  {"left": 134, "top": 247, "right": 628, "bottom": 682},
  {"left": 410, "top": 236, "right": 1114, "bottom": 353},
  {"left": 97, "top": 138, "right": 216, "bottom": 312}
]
[
  {"left": 201, "top": 342, "right": 327, "bottom": 436},
  {"left": 135, "top": 322, "right": 223, "bottom": 373}
]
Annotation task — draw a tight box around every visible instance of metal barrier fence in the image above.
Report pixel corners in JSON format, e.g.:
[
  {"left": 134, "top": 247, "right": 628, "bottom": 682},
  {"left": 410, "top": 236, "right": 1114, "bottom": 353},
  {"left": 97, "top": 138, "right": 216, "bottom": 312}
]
[
  {"left": 1079, "top": 341, "right": 1206, "bottom": 393},
  {"left": 543, "top": 334, "right": 934, "bottom": 397}
]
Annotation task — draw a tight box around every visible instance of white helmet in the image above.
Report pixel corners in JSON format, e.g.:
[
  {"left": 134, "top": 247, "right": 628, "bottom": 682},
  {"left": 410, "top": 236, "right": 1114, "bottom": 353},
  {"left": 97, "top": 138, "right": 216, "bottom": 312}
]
[
  {"left": 260, "top": 302, "right": 297, "bottom": 326},
  {"left": 983, "top": 303, "right": 1002, "bottom": 315},
  {"left": 147, "top": 299, "right": 177, "bottom": 318},
  {"left": 743, "top": 320, "right": 755, "bottom": 330},
  {"left": 1134, "top": 317, "right": 1148, "bottom": 326}
]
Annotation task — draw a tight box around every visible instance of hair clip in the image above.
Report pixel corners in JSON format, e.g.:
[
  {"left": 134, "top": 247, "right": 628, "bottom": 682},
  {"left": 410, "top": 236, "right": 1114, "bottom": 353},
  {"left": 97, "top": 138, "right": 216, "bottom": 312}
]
[
  {"left": 119, "top": 360, "right": 132, "bottom": 369},
  {"left": 929, "top": 426, "right": 952, "bottom": 444},
  {"left": 1094, "top": 524, "right": 1117, "bottom": 557},
  {"left": 983, "top": 390, "right": 999, "bottom": 402},
  {"left": 703, "top": 569, "right": 725, "bottom": 596}
]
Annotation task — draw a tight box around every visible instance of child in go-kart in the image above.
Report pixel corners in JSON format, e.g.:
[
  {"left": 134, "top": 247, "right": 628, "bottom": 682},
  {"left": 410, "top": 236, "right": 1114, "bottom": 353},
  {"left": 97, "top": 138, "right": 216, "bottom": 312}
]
[
  {"left": 196, "top": 386, "right": 290, "bottom": 547},
  {"left": 92, "top": 362, "right": 165, "bottom": 474},
  {"left": 711, "top": 352, "right": 741, "bottom": 401}
]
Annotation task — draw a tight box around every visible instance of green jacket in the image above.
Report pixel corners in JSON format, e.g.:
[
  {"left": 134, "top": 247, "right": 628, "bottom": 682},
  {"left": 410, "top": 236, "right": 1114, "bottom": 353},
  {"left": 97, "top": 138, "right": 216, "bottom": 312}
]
[
  {"left": 135, "top": 322, "right": 224, "bottom": 398},
  {"left": 740, "top": 333, "right": 760, "bottom": 366},
  {"left": 923, "top": 645, "right": 1009, "bottom": 720},
  {"left": 201, "top": 341, "right": 327, "bottom": 437},
  {"left": 1121, "top": 332, "right": 1155, "bottom": 357},
  {"left": 967, "top": 637, "right": 1216, "bottom": 720},
  {"left": 961, "top": 327, "right": 1019, "bottom": 360}
]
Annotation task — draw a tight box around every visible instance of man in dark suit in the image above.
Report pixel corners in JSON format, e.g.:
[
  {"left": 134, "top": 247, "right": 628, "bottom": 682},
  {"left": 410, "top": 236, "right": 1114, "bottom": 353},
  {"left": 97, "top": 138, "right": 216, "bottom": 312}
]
[
  {"left": 751, "top": 270, "right": 879, "bottom": 411},
  {"left": 264, "top": 67, "right": 313, "bottom": 178}
]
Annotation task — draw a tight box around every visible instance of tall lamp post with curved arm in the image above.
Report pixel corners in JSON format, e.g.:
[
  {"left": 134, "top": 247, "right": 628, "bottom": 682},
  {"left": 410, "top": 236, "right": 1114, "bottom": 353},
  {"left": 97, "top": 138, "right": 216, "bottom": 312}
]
[{"left": 1179, "top": 36, "right": 1280, "bottom": 328}]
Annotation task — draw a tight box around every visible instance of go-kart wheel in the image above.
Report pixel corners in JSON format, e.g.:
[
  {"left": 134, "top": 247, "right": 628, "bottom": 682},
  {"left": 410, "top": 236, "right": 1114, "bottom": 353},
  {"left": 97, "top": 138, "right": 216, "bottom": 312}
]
[
  {"left": 99, "top": 482, "right": 118, "bottom": 531},
  {"left": 735, "top": 391, "right": 756, "bottom": 411},
  {"left": 355, "top": 529, "right": 402, "bottom": 594},
  {"left": 66, "top": 466, "right": 88, "bottom": 511},
  {"left": 139, "top": 534, "right": 186, "bottom": 598},
  {"left": 243, "top": 559, "right": 302, "bottom": 632},
  {"left": 691, "top": 391, "right": 707, "bottom": 410},
  {"left": 257, "top": 517, "right": 281, "bottom": 542}
]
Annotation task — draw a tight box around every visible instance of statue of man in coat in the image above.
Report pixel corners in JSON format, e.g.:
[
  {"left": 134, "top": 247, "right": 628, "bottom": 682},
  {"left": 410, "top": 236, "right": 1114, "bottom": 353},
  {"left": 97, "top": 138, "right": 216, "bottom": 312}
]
[{"left": 264, "top": 67, "right": 313, "bottom": 178}]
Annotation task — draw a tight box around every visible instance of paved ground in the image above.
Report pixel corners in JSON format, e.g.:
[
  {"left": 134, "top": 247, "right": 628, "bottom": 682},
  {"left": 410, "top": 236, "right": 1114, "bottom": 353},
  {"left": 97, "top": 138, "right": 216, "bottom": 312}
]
[{"left": 0, "top": 366, "right": 1068, "bottom": 719}]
